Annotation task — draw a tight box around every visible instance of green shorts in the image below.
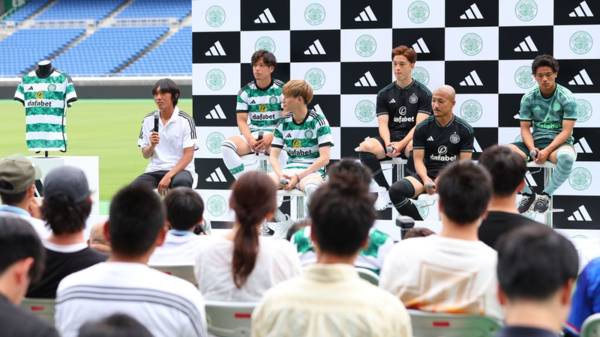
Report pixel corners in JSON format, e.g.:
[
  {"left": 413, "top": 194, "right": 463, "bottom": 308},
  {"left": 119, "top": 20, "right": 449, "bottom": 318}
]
[{"left": 512, "top": 138, "right": 562, "bottom": 160}]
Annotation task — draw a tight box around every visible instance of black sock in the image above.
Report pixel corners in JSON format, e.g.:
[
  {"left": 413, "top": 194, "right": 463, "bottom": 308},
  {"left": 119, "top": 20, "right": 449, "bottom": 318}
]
[
  {"left": 397, "top": 200, "right": 423, "bottom": 221},
  {"left": 359, "top": 151, "right": 389, "bottom": 189},
  {"left": 389, "top": 179, "right": 422, "bottom": 220}
]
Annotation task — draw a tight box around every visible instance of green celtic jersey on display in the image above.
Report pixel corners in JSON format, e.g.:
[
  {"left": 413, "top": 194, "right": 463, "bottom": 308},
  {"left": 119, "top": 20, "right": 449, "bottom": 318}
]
[
  {"left": 519, "top": 83, "right": 577, "bottom": 144},
  {"left": 235, "top": 79, "right": 284, "bottom": 133},
  {"left": 14, "top": 70, "right": 77, "bottom": 152},
  {"left": 271, "top": 108, "right": 334, "bottom": 175}
]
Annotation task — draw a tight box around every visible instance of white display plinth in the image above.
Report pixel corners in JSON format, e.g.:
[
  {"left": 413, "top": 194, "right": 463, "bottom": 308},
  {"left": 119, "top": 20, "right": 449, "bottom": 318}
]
[{"left": 29, "top": 156, "right": 100, "bottom": 215}]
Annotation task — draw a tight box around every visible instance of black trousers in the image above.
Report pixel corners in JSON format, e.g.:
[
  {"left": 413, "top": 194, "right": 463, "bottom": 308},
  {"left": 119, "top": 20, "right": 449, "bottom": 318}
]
[{"left": 132, "top": 170, "right": 194, "bottom": 189}]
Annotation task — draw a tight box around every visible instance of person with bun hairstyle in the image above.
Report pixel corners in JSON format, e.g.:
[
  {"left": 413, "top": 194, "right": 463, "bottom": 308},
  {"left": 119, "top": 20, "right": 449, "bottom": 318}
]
[
  {"left": 194, "top": 171, "right": 300, "bottom": 301},
  {"left": 253, "top": 172, "right": 411, "bottom": 337}
]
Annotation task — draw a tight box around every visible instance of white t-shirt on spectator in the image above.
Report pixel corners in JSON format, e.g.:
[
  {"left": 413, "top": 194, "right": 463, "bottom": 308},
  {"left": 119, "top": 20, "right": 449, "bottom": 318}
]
[
  {"left": 0, "top": 205, "right": 50, "bottom": 239},
  {"left": 149, "top": 231, "right": 212, "bottom": 266},
  {"left": 137, "top": 106, "right": 197, "bottom": 174},
  {"left": 379, "top": 235, "right": 502, "bottom": 319},
  {"left": 56, "top": 262, "right": 207, "bottom": 337},
  {"left": 194, "top": 236, "right": 301, "bottom": 301}
]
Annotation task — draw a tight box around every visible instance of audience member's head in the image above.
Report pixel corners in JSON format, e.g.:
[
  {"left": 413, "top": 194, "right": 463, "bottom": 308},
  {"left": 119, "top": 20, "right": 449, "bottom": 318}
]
[
  {"left": 78, "top": 313, "right": 154, "bottom": 337},
  {"left": 286, "top": 218, "right": 311, "bottom": 241},
  {"left": 309, "top": 181, "right": 375, "bottom": 259},
  {"left": 41, "top": 166, "right": 92, "bottom": 235},
  {"left": 404, "top": 227, "right": 435, "bottom": 239},
  {"left": 229, "top": 171, "right": 276, "bottom": 288},
  {"left": 88, "top": 221, "right": 110, "bottom": 254},
  {"left": 437, "top": 161, "right": 492, "bottom": 225},
  {"left": 327, "top": 158, "right": 372, "bottom": 194},
  {"left": 0, "top": 156, "right": 38, "bottom": 207},
  {"left": 107, "top": 185, "right": 166, "bottom": 259},
  {"left": 0, "top": 216, "right": 45, "bottom": 304},
  {"left": 164, "top": 187, "right": 204, "bottom": 232},
  {"left": 479, "top": 145, "right": 527, "bottom": 197},
  {"left": 496, "top": 225, "right": 578, "bottom": 327}
]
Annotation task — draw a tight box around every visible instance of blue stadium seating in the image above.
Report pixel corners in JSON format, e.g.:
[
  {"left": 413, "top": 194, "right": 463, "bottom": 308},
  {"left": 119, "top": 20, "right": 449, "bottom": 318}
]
[
  {"left": 2, "top": 0, "right": 47, "bottom": 23},
  {"left": 0, "top": 28, "right": 85, "bottom": 77},
  {"left": 121, "top": 27, "right": 191, "bottom": 76},
  {"left": 116, "top": 0, "right": 190, "bottom": 21},
  {"left": 36, "top": 0, "right": 124, "bottom": 21},
  {"left": 52, "top": 27, "right": 168, "bottom": 76}
]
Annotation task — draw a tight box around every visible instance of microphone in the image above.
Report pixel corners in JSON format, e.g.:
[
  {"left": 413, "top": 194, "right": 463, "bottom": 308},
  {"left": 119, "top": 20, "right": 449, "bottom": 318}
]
[{"left": 153, "top": 112, "right": 159, "bottom": 133}]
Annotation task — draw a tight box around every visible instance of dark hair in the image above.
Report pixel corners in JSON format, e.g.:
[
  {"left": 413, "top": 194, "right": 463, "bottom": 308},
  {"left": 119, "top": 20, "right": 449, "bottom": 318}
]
[
  {"left": 0, "top": 190, "right": 28, "bottom": 206},
  {"left": 437, "top": 161, "right": 492, "bottom": 224},
  {"left": 0, "top": 217, "right": 45, "bottom": 283},
  {"left": 108, "top": 185, "right": 165, "bottom": 257},
  {"left": 229, "top": 172, "right": 276, "bottom": 288},
  {"left": 327, "top": 158, "right": 372, "bottom": 194},
  {"left": 164, "top": 187, "right": 204, "bottom": 231},
  {"left": 496, "top": 224, "right": 578, "bottom": 301},
  {"left": 404, "top": 227, "right": 435, "bottom": 239},
  {"left": 152, "top": 78, "right": 180, "bottom": 106},
  {"left": 479, "top": 145, "right": 527, "bottom": 197},
  {"left": 391, "top": 45, "right": 417, "bottom": 63},
  {"left": 531, "top": 54, "right": 559, "bottom": 74},
  {"left": 251, "top": 50, "right": 276, "bottom": 68},
  {"left": 286, "top": 218, "right": 310, "bottom": 241},
  {"left": 78, "top": 313, "right": 153, "bottom": 337},
  {"left": 42, "top": 195, "right": 92, "bottom": 235},
  {"left": 309, "top": 183, "right": 375, "bottom": 256}
]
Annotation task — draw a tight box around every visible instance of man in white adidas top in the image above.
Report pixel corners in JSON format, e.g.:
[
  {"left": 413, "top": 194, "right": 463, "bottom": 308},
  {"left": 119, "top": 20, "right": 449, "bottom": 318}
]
[
  {"left": 133, "top": 78, "right": 197, "bottom": 194},
  {"left": 380, "top": 161, "right": 502, "bottom": 320},
  {"left": 55, "top": 185, "right": 207, "bottom": 337}
]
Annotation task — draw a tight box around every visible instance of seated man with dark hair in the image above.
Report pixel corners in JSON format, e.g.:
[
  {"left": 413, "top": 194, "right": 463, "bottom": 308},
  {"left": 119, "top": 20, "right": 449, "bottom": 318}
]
[
  {"left": 27, "top": 166, "right": 106, "bottom": 298},
  {"left": 478, "top": 145, "right": 543, "bottom": 248},
  {"left": 253, "top": 177, "right": 411, "bottom": 337},
  {"left": 149, "top": 187, "right": 211, "bottom": 265},
  {"left": 496, "top": 225, "right": 578, "bottom": 337},
  {"left": 78, "top": 313, "right": 153, "bottom": 337},
  {"left": 0, "top": 216, "right": 58, "bottom": 337},
  {"left": 381, "top": 161, "right": 502, "bottom": 319},
  {"left": 290, "top": 159, "right": 394, "bottom": 274},
  {"left": 56, "top": 185, "right": 207, "bottom": 337}
]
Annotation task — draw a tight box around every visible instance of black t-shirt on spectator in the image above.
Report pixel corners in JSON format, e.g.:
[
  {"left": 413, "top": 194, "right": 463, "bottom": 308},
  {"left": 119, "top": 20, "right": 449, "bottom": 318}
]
[
  {"left": 27, "top": 245, "right": 107, "bottom": 298},
  {"left": 479, "top": 211, "right": 543, "bottom": 249}
]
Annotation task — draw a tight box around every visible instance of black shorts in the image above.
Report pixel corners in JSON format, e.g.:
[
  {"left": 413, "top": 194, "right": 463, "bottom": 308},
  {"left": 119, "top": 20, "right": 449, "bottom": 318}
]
[{"left": 373, "top": 131, "right": 409, "bottom": 158}]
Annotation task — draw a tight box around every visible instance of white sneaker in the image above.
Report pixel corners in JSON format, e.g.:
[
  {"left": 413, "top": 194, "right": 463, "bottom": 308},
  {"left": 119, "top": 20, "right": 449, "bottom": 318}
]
[{"left": 374, "top": 189, "right": 391, "bottom": 211}]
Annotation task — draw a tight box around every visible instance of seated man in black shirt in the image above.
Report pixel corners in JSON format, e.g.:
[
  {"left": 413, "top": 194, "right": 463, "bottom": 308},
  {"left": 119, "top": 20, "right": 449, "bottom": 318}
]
[
  {"left": 357, "top": 45, "right": 432, "bottom": 209},
  {"left": 0, "top": 216, "right": 59, "bottom": 337},
  {"left": 388, "top": 85, "right": 473, "bottom": 220},
  {"left": 495, "top": 225, "right": 578, "bottom": 337},
  {"left": 478, "top": 145, "right": 543, "bottom": 248},
  {"left": 27, "top": 166, "right": 106, "bottom": 298}
]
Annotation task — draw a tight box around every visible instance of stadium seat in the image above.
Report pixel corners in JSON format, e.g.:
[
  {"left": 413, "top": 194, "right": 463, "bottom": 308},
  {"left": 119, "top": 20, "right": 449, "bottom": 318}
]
[
  {"left": 21, "top": 298, "right": 56, "bottom": 326},
  {"left": 205, "top": 300, "right": 256, "bottom": 337},
  {"left": 582, "top": 313, "right": 600, "bottom": 337},
  {"left": 150, "top": 264, "right": 198, "bottom": 286},
  {"left": 356, "top": 268, "right": 379, "bottom": 285},
  {"left": 2, "top": 0, "right": 47, "bottom": 23},
  {"left": 116, "top": 0, "right": 190, "bottom": 21},
  {"left": 408, "top": 309, "right": 501, "bottom": 337},
  {"left": 36, "top": 0, "right": 124, "bottom": 22}
]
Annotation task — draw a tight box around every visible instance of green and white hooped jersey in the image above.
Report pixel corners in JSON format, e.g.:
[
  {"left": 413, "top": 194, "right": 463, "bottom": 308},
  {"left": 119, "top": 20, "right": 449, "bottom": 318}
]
[
  {"left": 271, "top": 109, "right": 334, "bottom": 175},
  {"left": 14, "top": 70, "right": 77, "bottom": 152},
  {"left": 236, "top": 79, "right": 284, "bottom": 133},
  {"left": 292, "top": 227, "right": 394, "bottom": 274}
]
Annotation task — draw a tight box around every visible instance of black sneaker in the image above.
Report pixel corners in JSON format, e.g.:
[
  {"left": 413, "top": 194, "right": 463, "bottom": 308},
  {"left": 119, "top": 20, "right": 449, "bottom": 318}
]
[
  {"left": 533, "top": 193, "right": 551, "bottom": 213},
  {"left": 518, "top": 193, "right": 536, "bottom": 213}
]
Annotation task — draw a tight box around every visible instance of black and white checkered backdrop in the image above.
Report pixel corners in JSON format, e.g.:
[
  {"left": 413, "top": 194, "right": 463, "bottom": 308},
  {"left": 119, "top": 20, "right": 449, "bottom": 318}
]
[{"left": 192, "top": 0, "right": 600, "bottom": 230}]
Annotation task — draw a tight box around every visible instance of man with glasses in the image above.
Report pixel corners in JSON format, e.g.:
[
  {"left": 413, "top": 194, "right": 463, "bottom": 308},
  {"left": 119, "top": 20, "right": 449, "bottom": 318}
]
[{"left": 509, "top": 55, "right": 578, "bottom": 214}]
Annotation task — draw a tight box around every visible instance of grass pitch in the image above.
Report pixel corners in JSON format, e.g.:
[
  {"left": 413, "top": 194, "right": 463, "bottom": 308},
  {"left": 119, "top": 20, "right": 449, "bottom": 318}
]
[{"left": 0, "top": 98, "right": 193, "bottom": 205}]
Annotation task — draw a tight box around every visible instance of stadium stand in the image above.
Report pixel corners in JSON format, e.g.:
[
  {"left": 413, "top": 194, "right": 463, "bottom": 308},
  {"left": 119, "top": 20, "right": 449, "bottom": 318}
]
[
  {"left": 121, "top": 27, "right": 191, "bottom": 76},
  {"left": 1, "top": 0, "right": 47, "bottom": 23},
  {"left": 0, "top": 28, "right": 85, "bottom": 77},
  {"left": 116, "top": 0, "right": 191, "bottom": 21},
  {"left": 35, "top": 0, "right": 124, "bottom": 22},
  {"left": 52, "top": 26, "right": 169, "bottom": 76}
]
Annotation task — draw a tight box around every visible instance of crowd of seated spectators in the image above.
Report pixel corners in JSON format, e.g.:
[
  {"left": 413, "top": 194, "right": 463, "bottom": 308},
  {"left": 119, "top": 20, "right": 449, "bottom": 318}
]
[{"left": 0, "top": 147, "right": 599, "bottom": 337}]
